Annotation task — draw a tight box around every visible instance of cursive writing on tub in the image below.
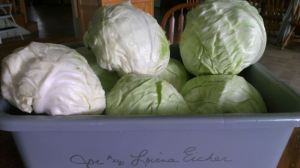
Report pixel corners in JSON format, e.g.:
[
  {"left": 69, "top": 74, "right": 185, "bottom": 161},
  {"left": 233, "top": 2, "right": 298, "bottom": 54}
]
[{"left": 69, "top": 146, "right": 232, "bottom": 168}]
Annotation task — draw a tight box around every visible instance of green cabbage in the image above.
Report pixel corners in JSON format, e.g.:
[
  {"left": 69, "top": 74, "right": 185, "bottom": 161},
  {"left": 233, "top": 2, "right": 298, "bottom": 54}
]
[
  {"left": 76, "top": 47, "right": 120, "bottom": 93},
  {"left": 106, "top": 74, "right": 191, "bottom": 115},
  {"left": 158, "top": 58, "right": 188, "bottom": 91},
  {"left": 84, "top": 2, "right": 170, "bottom": 75},
  {"left": 181, "top": 75, "right": 267, "bottom": 114},
  {"left": 90, "top": 65, "right": 120, "bottom": 93},
  {"left": 180, "top": 0, "right": 266, "bottom": 75}
]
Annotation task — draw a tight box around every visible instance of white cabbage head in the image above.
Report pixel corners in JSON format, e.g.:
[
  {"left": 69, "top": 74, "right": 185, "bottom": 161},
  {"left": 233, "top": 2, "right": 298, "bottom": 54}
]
[
  {"left": 1, "top": 42, "right": 106, "bottom": 115},
  {"left": 84, "top": 2, "right": 170, "bottom": 75},
  {"left": 180, "top": 0, "right": 266, "bottom": 75}
]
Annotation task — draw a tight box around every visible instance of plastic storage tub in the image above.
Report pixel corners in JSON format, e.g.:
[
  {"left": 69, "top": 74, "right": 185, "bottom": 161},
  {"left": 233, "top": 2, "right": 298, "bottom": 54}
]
[{"left": 1, "top": 46, "right": 300, "bottom": 168}]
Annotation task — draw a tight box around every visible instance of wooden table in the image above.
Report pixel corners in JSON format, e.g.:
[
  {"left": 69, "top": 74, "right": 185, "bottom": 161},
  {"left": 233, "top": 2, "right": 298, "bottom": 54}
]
[{"left": 277, "top": 128, "right": 300, "bottom": 167}]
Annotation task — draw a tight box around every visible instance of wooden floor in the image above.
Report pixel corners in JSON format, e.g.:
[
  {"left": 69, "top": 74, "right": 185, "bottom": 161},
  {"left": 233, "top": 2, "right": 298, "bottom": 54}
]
[{"left": 260, "top": 42, "right": 300, "bottom": 94}]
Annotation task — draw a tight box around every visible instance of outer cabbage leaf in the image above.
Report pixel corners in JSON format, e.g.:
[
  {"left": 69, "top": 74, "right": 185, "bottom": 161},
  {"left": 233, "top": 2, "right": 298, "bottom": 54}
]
[
  {"left": 76, "top": 47, "right": 120, "bottom": 93},
  {"left": 181, "top": 75, "right": 267, "bottom": 114},
  {"left": 158, "top": 58, "right": 188, "bottom": 91},
  {"left": 1, "top": 42, "right": 106, "bottom": 115},
  {"left": 84, "top": 2, "right": 170, "bottom": 75},
  {"left": 180, "top": 0, "right": 266, "bottom": 75},
  {"left": 106, "top": 74, "right": 190, "bottom": 115}
]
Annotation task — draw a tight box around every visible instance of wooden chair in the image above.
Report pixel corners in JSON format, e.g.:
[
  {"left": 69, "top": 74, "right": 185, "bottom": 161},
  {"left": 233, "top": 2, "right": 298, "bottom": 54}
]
[
  {"left": 248, "top": 0, "right": 300, "bottom": 48},
  {"left": 248, "top": 0, "right": 291, "bottom": 37},
  {"left": 263, "top": 0, "right": 291, "bottom": 37},
  {"left": 160, "top": 2, "right": 199, "bottom": 45},
  {"left": 277, "top": 0, "right": 300, "bottom": 49}
]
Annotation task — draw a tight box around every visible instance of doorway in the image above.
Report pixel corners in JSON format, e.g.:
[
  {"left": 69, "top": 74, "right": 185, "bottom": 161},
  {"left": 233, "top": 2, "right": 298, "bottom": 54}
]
[{"left": 27, "top": 0, "right": 75, "bottom": 39}]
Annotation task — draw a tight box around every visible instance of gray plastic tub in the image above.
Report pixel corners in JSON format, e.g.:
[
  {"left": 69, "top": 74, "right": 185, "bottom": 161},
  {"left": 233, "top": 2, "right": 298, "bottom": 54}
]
[{"left": 1, "top": 55, "right": 300, "bottom": 167}]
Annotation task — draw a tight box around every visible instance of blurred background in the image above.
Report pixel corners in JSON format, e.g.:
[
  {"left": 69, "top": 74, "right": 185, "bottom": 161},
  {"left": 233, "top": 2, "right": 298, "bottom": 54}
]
[{"left": 0, "top": 0, "right": 299, "bottom": 167}]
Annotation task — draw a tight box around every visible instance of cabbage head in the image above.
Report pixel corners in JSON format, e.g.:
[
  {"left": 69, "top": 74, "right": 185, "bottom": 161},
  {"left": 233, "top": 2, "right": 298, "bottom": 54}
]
[
  {"left": 158, "top": 58, "right": 188, "bottom": 91},
  {"left": 84, "top": 2, "right": 170, "bottom": 75},
  {"left": 181, "top": 75, "right": 267, "bottom": 114},
  {"left": 76, "top": 47, "right": 120, "bottom": 93},
  {"left": 106, "top": 74, "right": 190, "bottom": 115},
  {"left": 180, "top": 0, "right": 266, "bottom": 75},
  {"left": 1, "top": 42, "right": 106, "bottom": 115}
]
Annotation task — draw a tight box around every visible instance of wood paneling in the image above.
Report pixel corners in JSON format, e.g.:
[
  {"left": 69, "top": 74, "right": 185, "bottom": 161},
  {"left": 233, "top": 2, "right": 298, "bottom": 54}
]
[
  {"left": 76, "top": 0, "right": 153, "bottom": 36},
  {"left": 131, "top": 0, "right": 153, "bottom": 15},
  {"left": 77, "top": 0, "right": 99, "bottom": 36},
  {"left": 101, "top": 0, "right": 153, "bottom": 14}
]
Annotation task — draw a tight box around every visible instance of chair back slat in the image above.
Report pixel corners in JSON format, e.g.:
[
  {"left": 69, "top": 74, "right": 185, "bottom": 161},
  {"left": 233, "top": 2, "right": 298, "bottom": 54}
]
[
  {"left": 176, "top": 9, "right": 185, "bottom": 42},
  {"left": 161, "top": 2, "right": 199, "bottom": 44},
  {"left": 168, "top": 14, "right": 175, "bottom": 45}
]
